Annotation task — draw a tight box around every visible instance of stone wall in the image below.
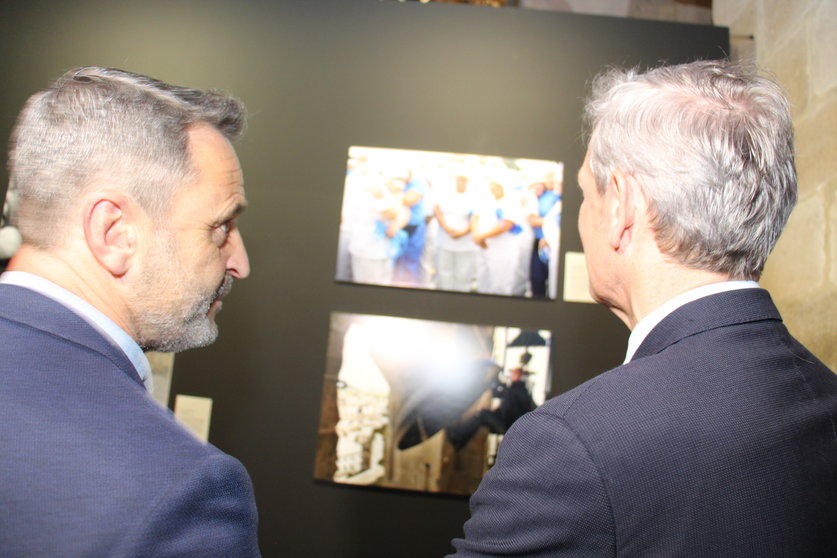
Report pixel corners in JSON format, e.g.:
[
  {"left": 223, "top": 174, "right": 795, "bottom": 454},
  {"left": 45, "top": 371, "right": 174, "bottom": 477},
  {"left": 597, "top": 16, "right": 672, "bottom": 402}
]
[{"left": 715, "top": 0, "right": 836, "bottom": 370}]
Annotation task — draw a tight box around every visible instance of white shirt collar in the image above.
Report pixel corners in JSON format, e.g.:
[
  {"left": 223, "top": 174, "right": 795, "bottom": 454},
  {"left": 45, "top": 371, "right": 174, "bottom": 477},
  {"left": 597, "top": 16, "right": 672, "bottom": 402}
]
[
  {"left": 624, "top": 280, "right": 760, "bottom": 364},
  {"left": 0, "top": 271, "right": 153, "bottom": 392}
]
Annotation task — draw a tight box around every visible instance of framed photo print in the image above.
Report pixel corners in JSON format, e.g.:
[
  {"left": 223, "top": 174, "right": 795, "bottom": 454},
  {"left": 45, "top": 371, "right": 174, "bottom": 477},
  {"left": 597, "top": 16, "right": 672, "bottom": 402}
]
[
  {"left": 314, "top": 311, "right": 552, "bottom": 496},
  {"left": 336, "top": 146, "right": 564, "bottom": 299}
]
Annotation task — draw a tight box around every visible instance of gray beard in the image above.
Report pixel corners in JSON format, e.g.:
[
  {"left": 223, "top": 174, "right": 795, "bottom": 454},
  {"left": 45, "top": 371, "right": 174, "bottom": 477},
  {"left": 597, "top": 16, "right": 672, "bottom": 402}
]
[{"left": 137, "top": 274, "right": 233, "bottom": 353}]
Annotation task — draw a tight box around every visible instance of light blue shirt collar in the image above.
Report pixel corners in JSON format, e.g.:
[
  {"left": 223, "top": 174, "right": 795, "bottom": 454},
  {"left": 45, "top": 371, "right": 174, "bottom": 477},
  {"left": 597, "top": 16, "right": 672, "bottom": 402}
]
[
  {"left": 624, "top": 280, "right": 760, "bottom": 364},
  {"left": 0, "top": 270, "right": 153, "bottom": 392}
]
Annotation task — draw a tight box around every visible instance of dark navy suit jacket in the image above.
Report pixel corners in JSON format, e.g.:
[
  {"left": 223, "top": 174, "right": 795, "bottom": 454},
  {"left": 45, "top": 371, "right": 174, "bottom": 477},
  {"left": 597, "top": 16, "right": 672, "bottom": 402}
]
[
  {"left": 0, "top": 284, "right": 260, "bottom": 557},
  {"left": 450, "top": 289, "right": 837, "bottom": 557}
]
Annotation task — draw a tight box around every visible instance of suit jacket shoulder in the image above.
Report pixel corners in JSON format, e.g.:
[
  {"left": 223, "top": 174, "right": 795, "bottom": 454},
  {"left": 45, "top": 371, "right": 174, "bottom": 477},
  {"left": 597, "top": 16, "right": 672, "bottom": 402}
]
[
  {"left": 451, "top": 289, "right": 837, "bottom": 557},
  {"left": 0, "top": 283, "right": 143, "bottom": 386},
  {"left": 0, "top": 285, "right": 260, "bottom": 557}
]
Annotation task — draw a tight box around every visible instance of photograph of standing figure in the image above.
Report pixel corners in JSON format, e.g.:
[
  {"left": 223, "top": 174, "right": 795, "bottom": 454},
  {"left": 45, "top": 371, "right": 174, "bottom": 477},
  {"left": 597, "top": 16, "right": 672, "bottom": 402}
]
[{"left": 335, "top": 146, "right": 563, "bottom": 299}]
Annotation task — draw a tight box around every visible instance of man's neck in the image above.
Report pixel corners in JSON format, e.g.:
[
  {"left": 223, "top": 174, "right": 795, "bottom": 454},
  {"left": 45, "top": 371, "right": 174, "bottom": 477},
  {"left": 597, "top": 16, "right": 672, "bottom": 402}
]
[
  {"left": 623, "top": 279, "right": 759, "bottom": 363},
  {"left": 623, "top": 258, "right": 732, "bottom": 330},
  {"left": 8, "top": 245, "right": 135, "bottom": 337}
]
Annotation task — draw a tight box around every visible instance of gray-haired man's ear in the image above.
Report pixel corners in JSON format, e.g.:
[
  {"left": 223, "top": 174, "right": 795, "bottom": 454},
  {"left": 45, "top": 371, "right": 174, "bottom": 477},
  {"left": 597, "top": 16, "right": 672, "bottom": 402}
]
[
  {"left": 607, "top": 169, "right": 636, "bottom": 254},
  {"left": 83, "top": 196, "right": 138, "bottom": 278}
]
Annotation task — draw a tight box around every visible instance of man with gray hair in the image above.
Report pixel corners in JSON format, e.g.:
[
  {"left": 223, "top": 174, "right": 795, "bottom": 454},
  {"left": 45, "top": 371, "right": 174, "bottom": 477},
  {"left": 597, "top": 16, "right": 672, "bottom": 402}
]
[
  {"left": 0, "top": 67, "right": 260, "bottom": 556},
  {"left": 449, "top": 60, "right": 837, "bottom": 556}
]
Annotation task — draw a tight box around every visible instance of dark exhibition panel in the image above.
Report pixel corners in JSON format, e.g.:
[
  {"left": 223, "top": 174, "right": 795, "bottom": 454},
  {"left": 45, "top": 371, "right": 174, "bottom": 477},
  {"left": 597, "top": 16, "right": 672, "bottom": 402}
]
[{"left": 0, "top": 1, "right": 728, "bottom": 556}]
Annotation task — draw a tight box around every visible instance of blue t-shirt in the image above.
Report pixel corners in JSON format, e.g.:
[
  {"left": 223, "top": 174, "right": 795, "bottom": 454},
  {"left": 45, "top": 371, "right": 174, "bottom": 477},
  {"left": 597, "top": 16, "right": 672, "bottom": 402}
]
[{"left": 535, "top": 190, "right": 560, "bottom": 239}]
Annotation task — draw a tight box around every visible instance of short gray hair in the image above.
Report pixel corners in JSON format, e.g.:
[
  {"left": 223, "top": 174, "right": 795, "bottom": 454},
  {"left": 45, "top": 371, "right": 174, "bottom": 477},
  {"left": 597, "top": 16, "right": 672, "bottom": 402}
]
[
  {"left": 8, "top": 66, "right": 245, "bottom": 248},
  {"left": 584, "top": 60, "right": 797, "bottom": 280}
]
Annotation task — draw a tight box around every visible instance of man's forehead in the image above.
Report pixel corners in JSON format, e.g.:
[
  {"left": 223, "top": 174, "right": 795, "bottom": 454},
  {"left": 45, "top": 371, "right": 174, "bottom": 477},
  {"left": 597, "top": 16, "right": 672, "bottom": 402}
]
[
  {"left": 187, "top": 122, "right": 242, "bottom": 171},
  {"left": 164, "top": 125, "right": 245, "bottom": 215},
  {"left": 186, "top": 121, "right": 229, "bottom": 144}
]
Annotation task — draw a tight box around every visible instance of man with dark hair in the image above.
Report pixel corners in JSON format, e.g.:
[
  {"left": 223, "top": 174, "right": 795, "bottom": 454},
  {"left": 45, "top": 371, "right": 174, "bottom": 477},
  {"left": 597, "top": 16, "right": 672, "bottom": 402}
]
[
  {"left": 449, "top": 60, "right": 837, "bottom": 556},
  {"left": 0, "top": 67, "right": 260, "bottom": 557}
]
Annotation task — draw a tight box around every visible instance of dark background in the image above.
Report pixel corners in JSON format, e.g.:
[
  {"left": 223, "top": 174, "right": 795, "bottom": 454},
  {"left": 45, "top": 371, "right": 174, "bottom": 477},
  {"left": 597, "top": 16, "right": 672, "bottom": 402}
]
[{"left": 0, "top": 2, "right": 728, "bottom": 556}]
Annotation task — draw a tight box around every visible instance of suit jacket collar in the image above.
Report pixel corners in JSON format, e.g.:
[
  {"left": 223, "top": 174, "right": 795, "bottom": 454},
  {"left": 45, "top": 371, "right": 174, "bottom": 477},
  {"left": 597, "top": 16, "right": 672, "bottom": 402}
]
[
  {"left": 632, "top": 288, "right": 782, "bottom": 361},
  {"left": 0, "top": 284, "right": 145, "bottom": 388}
]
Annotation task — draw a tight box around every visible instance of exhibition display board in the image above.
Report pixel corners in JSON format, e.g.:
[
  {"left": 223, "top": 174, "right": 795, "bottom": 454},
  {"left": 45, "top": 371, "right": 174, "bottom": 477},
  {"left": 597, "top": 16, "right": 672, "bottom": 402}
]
[{"left": 0, "top": 2, "right": 728, "bottom": 556}]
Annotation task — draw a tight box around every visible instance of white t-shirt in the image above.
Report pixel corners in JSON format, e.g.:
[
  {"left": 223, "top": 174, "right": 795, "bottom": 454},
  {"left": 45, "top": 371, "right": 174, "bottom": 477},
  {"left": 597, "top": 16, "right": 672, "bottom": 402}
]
[{"left": 436, "top": 189, "right": 477, "bottom": 252}]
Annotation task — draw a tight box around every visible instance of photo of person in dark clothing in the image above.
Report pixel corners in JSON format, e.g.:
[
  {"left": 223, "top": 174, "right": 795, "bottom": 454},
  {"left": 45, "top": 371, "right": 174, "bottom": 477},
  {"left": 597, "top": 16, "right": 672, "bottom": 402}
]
[{"left": 447, "top": 352, "right": 538, "bottom": 451}]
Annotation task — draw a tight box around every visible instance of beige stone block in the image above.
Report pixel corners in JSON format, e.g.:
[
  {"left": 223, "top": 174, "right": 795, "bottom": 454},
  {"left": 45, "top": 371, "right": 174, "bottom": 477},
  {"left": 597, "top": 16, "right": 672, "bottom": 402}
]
[
  {"left": 712, "top": 0, "right": 753, "bottom": 27},
  {"left": 727, "top": 0, "right": 757, "bottom": 61},
  {"left": 776, "top": 288, "right": 837, "bottom": 372},
  {"left": 730, "top": 36, "right": 756, "bottom": 64},
  {"left": 627, "top": 0, "right": 711, "bottom": 24},
  {"left": 729, "top": 0, "right": 757, "bottom": 36},
  {"left": 794, "top": 95, "right": 837, "bottom": 195},
  {"left": 812, "top": 0, "right": 837, "bottom": 96},
  {"left": 674, "top": 4, "right": 712, "bottom": 25},
  {"left": 628, "top": 0, "right": 674, "bottom": 21},
  {"left": 762, "top": 193, "right": 826, "bottom": 296},
  {"left": 761, "top": 0, "right": 816, "bottom": 58},
  {"left": 761, "top": 28, "right": 809, "bottom": 117},
  {"left": 766, "top": 181, "right": 835, "bottom": 371},
  {"left": 829, "top": 180, "right": 837, "bottom": 287}
]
